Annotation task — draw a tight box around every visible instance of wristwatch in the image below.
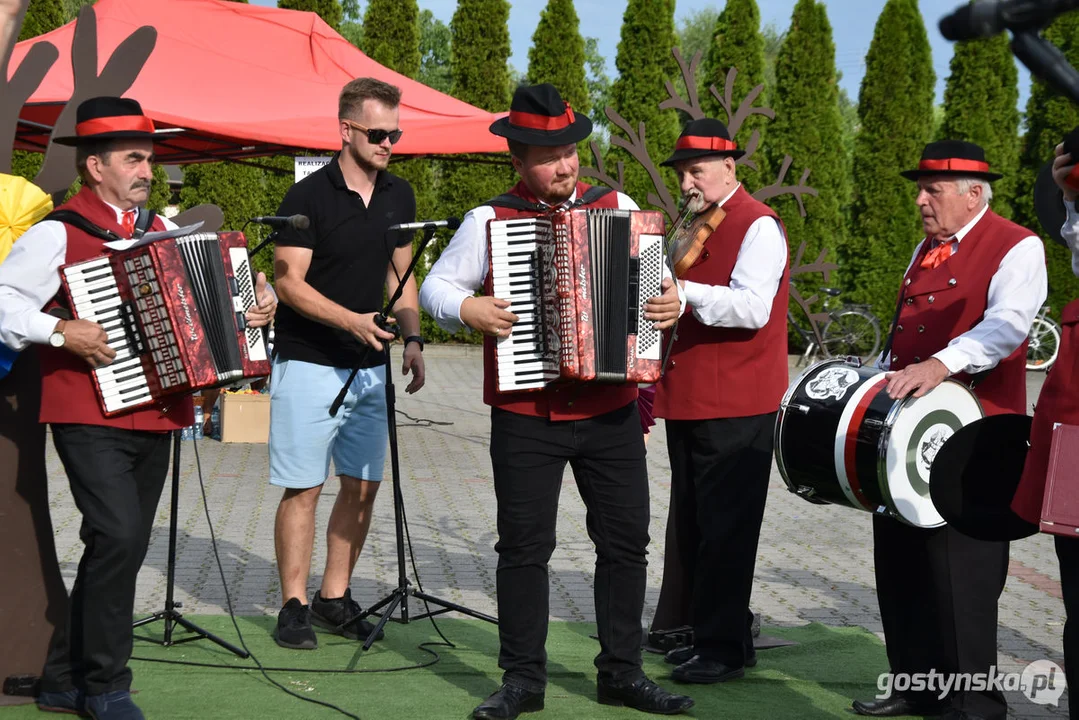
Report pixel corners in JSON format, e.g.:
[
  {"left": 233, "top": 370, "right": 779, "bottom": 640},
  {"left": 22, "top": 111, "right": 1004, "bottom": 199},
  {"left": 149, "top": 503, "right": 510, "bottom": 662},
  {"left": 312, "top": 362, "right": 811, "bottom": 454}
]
[
  {"left": 404, "top": 335, "right": 424, "bottom": 351},
  {"left": 48, "top": 320, "right": 66, "bottom": 348}
]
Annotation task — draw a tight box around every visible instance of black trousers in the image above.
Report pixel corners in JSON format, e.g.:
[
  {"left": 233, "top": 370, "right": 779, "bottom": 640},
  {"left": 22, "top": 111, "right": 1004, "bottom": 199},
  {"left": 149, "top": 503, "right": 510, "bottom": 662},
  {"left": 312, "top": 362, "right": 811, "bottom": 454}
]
[
  {"left": 873, "top": 516, "right": 1009, "bottom": 719},
  {"left": 665, "top": 413, "right": 775, "bottom": 667},
  {"left": 489, "top": 402, "right": 650, "bottom": 692},
  {"left": 41, "top": 424, "right": 171, "bottom": 696},
  {"left": 1057, "top": 535, "right": 1079, "bottom": 719}
]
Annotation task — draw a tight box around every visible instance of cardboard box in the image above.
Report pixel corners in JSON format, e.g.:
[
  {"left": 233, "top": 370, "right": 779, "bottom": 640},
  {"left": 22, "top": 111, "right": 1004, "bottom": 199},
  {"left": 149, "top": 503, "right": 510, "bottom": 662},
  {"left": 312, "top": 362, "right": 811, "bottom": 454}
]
[{"left": 219, "top": 393, "right": 270, "bottom": 444}]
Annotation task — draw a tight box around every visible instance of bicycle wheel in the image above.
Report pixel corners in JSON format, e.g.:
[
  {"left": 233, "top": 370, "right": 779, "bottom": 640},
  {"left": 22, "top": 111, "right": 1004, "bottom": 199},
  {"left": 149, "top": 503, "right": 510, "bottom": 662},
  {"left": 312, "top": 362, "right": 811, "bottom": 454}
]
[
  {"left": 1026, "top": 317, "right": 1061, "bottom": 371},
  {"left": 821, "top": 309, "right": 882, "bottom": 362}
]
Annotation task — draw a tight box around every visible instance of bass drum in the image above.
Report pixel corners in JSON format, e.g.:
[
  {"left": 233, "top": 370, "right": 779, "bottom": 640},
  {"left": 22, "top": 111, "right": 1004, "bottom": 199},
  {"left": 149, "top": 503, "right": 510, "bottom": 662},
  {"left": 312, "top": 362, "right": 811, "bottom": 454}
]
[{"left": 775, "top": 358, "right": 984, "bottom": 528}]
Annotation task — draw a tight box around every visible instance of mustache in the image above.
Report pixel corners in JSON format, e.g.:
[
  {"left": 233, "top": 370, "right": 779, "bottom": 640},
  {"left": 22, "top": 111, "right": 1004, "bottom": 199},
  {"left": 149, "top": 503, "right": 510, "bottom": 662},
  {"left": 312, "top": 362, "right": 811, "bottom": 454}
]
[{"left": 130, "top": 180, "right": 151, "bottom": 190}]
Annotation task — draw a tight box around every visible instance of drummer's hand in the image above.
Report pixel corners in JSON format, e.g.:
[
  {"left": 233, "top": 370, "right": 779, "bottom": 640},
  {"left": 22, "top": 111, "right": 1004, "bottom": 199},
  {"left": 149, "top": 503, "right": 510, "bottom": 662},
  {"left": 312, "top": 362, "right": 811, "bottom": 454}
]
[
  {"left": 645, "top": 278, "right": 681, "bottom": 330},
  {"left": 886, "top": 358, "right": 949, "bottom": 400},
  {"left": 1052, "top": 143, "right": 1078, "bottom": 202}
]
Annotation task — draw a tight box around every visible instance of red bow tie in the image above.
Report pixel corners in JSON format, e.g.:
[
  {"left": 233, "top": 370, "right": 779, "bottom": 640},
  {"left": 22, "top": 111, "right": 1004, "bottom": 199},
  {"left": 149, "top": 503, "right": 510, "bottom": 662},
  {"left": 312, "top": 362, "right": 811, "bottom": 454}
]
[{"left": 920, "top": 239, "right": 953, "bottom": 270}]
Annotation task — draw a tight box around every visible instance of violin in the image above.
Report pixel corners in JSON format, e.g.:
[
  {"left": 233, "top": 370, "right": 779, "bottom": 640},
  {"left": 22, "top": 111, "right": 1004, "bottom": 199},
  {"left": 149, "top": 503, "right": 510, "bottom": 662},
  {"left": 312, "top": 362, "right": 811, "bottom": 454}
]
[{"left": 666, "top": 198, "right": 726, "bottom": 277}]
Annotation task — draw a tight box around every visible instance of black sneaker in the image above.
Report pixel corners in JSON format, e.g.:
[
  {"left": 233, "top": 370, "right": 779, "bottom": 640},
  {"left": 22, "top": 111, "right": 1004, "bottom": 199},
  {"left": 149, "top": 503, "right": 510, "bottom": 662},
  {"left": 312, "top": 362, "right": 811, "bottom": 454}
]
[
  {"left": 310, "top": 588, "right": 384, "bottom": 641},
  {"left": 273, "top": 597, "right": 317, "bottom": 649}
]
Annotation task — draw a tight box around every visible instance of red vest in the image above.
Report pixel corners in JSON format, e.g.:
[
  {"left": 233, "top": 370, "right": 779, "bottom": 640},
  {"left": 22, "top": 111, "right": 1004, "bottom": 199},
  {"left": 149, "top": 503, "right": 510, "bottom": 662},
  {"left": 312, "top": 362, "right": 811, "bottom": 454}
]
[
  {"left": 1012, "top": 298, "right": 1079, "bottom": 523},
  {"left": 38, "top": 187, "right": 192, "bottom": 431},
  {"left": 482, "top": 180, "right": 638, "bottom": 420},
  {"left": 653, "top": 185, "right": 790, "bottom": 420},
  {"left": 890, "top": 210, "right": 1032, "bottom": 417}
]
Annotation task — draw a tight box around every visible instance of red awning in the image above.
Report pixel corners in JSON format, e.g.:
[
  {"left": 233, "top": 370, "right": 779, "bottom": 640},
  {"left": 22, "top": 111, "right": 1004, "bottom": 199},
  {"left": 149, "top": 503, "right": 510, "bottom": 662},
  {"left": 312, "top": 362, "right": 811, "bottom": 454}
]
[{"left": 10, "top": 0, "right": 509, "bottom": 161}]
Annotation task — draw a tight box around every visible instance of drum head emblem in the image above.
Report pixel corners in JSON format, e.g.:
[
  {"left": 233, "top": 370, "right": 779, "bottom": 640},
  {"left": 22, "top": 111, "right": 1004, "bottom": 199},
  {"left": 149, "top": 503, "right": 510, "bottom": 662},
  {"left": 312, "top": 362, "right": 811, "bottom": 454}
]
[
  {"left": 805, "top": 367, "right": 860, "bottom": 401},
  {"left": 916, "top": 424, "right": 953, "bottom": 480}
]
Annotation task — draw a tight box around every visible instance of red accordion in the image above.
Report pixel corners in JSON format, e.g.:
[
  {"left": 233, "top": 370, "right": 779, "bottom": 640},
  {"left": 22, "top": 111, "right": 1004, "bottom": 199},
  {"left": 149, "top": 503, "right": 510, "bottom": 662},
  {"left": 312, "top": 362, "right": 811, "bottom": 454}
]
[
  {"left": 59, "top": 231, "right": 270, "bottom": 416},
  {"left": 487, "top": 208, "right": 666, "bottom": 393}
]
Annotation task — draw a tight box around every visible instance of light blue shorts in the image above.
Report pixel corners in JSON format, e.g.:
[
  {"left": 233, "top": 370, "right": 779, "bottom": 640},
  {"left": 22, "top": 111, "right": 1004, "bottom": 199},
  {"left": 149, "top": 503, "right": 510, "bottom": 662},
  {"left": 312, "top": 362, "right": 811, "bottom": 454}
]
[{"left": 268, "top": 357, "right": 388, "bottom": 489}]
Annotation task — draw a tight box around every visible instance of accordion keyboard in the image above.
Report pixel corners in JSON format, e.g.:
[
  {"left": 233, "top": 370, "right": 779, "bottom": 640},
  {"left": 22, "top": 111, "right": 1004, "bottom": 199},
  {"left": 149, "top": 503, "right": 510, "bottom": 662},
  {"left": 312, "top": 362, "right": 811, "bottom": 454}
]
[
  {"left": 63, "top": 256, "right": 154, "bottom": 414},
  {"left": 489, "top": 217, "right": 558, "bottom": 391}
]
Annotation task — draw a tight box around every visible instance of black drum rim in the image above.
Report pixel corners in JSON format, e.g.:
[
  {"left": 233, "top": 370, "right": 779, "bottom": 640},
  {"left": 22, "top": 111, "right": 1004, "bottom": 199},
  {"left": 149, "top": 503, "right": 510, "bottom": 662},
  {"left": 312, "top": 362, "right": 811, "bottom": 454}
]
[{"left": 775, "top": 357, "right": 848, "bottom": 496}]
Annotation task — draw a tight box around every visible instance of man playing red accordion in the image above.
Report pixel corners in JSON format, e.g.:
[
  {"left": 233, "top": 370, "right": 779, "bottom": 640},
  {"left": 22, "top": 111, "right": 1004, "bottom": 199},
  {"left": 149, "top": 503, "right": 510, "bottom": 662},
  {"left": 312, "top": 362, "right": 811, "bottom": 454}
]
[
  {"left": 420, "top": 84, "right": 693, "bottom": 720},
  {"left": 0, "top": 97, "right": 276, "bottom": 720}
]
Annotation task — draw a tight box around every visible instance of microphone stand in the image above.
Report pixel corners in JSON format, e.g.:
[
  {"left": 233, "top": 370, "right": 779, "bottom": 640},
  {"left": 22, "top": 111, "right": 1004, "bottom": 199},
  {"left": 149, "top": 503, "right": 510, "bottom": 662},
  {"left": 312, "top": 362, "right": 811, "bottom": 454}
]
[
  {"left": 1011, "top": 31, "right": 1079, "bottom": 107},
  {"left": 329, "top": 224, "right": 497, "bottom": 651}
]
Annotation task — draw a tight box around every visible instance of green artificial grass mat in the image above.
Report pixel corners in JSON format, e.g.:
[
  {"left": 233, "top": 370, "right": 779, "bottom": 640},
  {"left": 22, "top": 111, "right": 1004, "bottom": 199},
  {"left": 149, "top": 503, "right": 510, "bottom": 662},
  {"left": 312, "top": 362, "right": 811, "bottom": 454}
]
[{"left": 1, "top": 617, "right": 893, "bottom": 719}]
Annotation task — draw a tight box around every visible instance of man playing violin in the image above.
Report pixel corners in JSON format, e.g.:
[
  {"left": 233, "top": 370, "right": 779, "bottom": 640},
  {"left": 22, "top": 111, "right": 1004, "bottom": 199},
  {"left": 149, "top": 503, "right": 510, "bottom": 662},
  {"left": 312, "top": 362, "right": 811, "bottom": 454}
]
[
  {"left": 651, "top": 118, "right": 790, "bottom": 685},
  {"left": 851, "top": 140, "right": 1046, "bottom": 720}
]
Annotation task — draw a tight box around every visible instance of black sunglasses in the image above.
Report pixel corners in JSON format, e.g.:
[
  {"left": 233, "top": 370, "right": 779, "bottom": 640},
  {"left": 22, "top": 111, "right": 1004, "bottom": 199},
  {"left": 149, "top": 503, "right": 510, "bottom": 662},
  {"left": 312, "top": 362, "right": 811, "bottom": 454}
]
[{"left": 345, "top": 119, "right": 403, "bottom": 145}]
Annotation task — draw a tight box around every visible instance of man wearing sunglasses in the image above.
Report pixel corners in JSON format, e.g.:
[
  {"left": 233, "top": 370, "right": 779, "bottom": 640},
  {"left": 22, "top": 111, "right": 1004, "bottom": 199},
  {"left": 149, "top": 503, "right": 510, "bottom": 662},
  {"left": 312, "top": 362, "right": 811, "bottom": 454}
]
[{"left": 268, "top": 77, "right": 425, "bottom": 650}]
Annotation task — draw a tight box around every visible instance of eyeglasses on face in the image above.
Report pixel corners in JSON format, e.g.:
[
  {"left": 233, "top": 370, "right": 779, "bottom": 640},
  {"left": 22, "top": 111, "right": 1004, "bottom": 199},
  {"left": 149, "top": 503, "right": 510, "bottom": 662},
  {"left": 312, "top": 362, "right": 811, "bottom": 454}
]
[{"left": 344, "top": 119, "right": 403, "bottom": 145}]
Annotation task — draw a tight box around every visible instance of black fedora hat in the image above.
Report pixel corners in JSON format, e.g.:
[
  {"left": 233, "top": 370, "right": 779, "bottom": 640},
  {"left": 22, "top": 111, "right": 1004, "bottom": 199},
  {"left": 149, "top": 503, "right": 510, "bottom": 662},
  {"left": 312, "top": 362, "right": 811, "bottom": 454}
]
[
  {"left": 929, "top": 414, "right": 1039, "bottom": 542},
  {"left": 1033, "top": 126, "right": 1079, "bottom": 248},
  {"left": 52, "top": 96, "right": 156, "bottom": 146},
  {"left": 661, "top": 118, "right": 745, "bottom": 167},
  {"left": 900, "top": 139, "right": 1002, "bottom": 182},
  {"left": 489, "top": 84, "right": 592, "bottom": 147}
]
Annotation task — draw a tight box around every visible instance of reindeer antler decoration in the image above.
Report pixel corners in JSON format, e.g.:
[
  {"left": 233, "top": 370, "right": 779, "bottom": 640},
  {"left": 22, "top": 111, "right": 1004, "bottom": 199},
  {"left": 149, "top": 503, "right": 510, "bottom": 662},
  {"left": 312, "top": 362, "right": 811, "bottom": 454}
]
[{"left": 581, "top": 46, "right": 832, "bottom": 342}]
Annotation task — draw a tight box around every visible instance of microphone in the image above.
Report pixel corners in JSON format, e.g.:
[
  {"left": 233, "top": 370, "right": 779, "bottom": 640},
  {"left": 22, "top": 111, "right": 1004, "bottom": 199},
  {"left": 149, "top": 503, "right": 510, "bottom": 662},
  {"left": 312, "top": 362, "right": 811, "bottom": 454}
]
[
  {"left": 250, "top": 214, "right": 310, "bottom": 230},
  {"left": 939, "top": 0, "right": 1079, "bottom": 41},
  {"left": 387, "top": 218, "right": 461, "bottom": 232}
]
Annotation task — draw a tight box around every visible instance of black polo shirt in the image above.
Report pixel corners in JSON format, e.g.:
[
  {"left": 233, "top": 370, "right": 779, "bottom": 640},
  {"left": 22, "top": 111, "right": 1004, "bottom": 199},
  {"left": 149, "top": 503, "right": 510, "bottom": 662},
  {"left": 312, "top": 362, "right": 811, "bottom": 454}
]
[{"left": 272, "top": 153, "right": 415, "bottom": 368}]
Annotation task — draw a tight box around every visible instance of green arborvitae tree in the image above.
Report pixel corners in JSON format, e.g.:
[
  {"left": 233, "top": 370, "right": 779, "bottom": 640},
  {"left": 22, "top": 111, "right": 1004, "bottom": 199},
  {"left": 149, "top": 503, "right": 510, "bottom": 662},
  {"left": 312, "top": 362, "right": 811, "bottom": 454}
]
[
  {"left": 606, "top": 0, "right": 679, "bottom": 209},
  {"left": 362, "top": 0, "right": 419, "bottom": 75},
  {"left": 938, "top": 33, "right": 1020, "bottom": 219},
  {"left": 527, "top": 0, "right": 589, "bottom": 116},
  {"left": 845, "top": 0, "right": 935, "bottom": 322},
  {"left": 700, "top": 0, "right": 769, "bottom": 193},
  {"left": 277, "top": 0, "right": 342, "bottom": 31},
  {"left": 1014, "top": 12, "right": 1079, "bottom": 317},
  {"left": 19, "top": 0, "right": 66, "bottom": 41},
  {"left": 526, "top": 0, "right": 590, "bottom": 160},
  {"left": 439, "top": 0, "right": 512, "bottom": 224},
  {"left": 768, "top": 0, "right": 849, "bottom": 300}
]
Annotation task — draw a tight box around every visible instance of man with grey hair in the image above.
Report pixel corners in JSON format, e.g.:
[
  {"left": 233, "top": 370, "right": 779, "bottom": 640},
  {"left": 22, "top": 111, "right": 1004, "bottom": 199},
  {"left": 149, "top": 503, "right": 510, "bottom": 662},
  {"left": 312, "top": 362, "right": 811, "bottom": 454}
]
[{"left": 851, "top": 140, "right": 1046, "bottom": 720}]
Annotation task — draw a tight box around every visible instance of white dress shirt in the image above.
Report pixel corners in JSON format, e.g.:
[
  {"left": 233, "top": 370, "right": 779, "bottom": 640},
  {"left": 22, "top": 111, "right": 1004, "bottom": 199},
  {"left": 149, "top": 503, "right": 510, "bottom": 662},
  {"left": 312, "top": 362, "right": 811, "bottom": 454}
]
[
  {"left": 881, "top": 204, "right": 1047, "bottom": 375},
  {"left": 679, "top": 183, "right": 787, "bottom": 329},
  {"left": 1060, "top": 200, "right": 1079, "bottom": 278},
  {"left": 420, "top": 188, "right": 685, "bottom": 332},
  {"left": 0, "top": 202, "right": 178, "bottom": 351}
]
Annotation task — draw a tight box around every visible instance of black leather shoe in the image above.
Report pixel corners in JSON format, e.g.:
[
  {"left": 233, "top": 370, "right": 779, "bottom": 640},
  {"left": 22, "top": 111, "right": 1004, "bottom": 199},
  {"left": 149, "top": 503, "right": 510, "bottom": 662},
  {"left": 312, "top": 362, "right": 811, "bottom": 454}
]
[
  {"left": 666, "top": 645, "right": 756, "bottom": 667},
  {"left": 597, "top": 676, "right": 694, "bottom": 715},
  {"left": 671, "top": 656, "right": 745, "bottom": 684},
  {"left": 472, "top": 685, "right": 544, "bottom": 720},
  {"left": 664, "top": 646, "right": 694, "bottom": 665},
  {"left": 851, "top": 695, "right": 949, "bottom": 717}
]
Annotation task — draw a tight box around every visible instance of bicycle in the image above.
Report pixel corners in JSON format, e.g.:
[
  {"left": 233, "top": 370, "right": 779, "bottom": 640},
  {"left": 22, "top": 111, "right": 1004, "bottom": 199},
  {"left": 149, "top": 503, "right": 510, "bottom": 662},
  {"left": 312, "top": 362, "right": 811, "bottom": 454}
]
[
  {"left": 788, "top": 285, "right": 883, "bottom": 367},
  {"left": 1027, "top": 305, "right": 1061, "bottom": 371}
]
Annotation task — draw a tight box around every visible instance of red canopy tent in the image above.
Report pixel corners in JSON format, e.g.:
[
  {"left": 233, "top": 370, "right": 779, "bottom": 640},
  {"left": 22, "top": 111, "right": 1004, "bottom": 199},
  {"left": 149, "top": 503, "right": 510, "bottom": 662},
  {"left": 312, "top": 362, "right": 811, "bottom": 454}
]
[{"left": 9, "top": 0, "right": 509, "bottom": 162}]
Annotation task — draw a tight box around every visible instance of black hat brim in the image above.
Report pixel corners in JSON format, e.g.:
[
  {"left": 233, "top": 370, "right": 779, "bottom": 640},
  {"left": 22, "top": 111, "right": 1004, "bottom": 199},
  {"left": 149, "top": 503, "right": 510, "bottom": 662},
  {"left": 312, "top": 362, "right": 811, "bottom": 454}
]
[
  {"left": 929, "top": 414, "right": 1039, "bottom": 542},
  {"left": 660, "top": 146, "right": 745, "bottom": 167},
  {"left": 51, "top": 129, "right": 158, "bottom": 146},
  {"left": 900, "top": 168, "right": 1003, "bottom": 182},
  {"left": 1034, "top": 159, "right": 1071, "bottom": 248},
  {"left": 489, "top": 114, "right": 593, "bottom": 147}
]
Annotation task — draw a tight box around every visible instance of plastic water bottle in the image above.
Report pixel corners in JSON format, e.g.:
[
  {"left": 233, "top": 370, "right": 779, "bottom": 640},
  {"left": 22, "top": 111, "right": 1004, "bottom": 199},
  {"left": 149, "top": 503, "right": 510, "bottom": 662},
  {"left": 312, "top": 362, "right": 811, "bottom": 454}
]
[
  {"left": 210, "top": 402, "right": 221, "bottom": 440},
  {"left": 181, "top": 424, "right": 193, "bottom": 441},
  {"left": 193, "top": 404, "right": 204, "bottom": 440}
]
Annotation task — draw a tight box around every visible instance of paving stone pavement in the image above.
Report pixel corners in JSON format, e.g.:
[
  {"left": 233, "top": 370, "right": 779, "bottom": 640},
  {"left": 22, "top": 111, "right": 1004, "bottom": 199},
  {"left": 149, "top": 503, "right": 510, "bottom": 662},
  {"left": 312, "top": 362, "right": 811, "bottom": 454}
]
[{"left": 42, "top": 347, "right": 1067, "bottom": 718}]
